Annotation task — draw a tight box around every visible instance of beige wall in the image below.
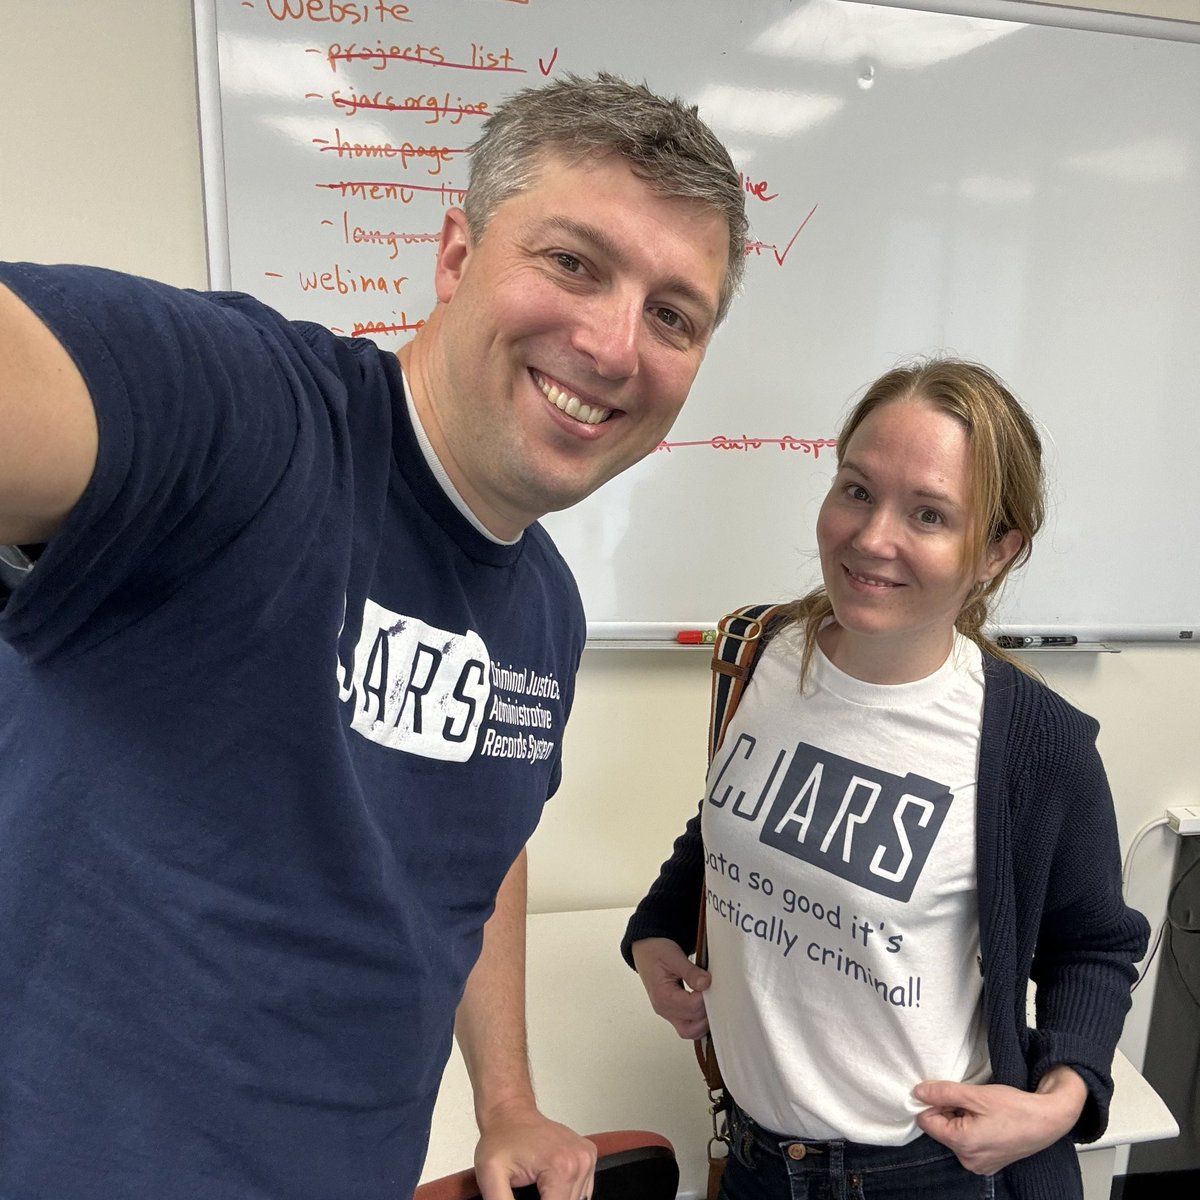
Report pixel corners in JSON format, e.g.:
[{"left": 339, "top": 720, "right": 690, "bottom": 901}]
[
  {"left": 0, "top": 3, "right": 207, "bottom": 286},
  {"left": 3, "top": 0, "right": 1196, "bottom": 1088}
]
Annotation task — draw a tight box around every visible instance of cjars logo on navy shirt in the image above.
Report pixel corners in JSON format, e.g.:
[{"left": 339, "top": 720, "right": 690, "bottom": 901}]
[
  {"left": 337, "top": 600, "right": 490, "bottom": 761},
  {"left": 709, "top": 738, "right": 953, "bottom": 902},
  {"left": 337, "top": 599, "right": 562, "bottom": 767}
]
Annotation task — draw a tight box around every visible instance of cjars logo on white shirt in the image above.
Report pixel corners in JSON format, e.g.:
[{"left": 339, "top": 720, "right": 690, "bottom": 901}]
[
  {"left": 709, "top": 738, "right": 954, "bottom": 903},
  {"left": 337, "top": 599, "right": 491, "bottom": 762}
]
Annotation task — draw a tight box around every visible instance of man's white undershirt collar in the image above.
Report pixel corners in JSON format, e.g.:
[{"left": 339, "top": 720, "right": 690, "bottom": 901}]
[{"left": 402, "top": 370, "right": 519, "bottom": 547}]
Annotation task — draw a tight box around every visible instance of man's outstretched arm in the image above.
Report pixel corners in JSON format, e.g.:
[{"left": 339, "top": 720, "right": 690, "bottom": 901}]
[
  {"left": 0, "top": 280, "right": 98, "bottom": 545},
  {"left": 454, "top": 849, "right": 597, "bottom": 1200}
]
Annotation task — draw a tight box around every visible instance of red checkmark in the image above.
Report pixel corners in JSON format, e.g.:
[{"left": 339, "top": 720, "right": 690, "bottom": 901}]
[
  {"left": 539, "top": 47, "right": 559, "bottom": 75},
  {"left": 773, "top": 203, "right": 818, "bottom": 267}
]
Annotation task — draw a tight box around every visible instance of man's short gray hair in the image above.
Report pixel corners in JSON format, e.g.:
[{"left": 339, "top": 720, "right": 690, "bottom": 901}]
[{"left": 464, "top": 73, "right": 748, "bottom": 326}]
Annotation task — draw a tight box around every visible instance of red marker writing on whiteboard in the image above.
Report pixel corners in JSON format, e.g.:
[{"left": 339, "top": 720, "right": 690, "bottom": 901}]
[{"left": 676, "top": 630, "right": 717, "bottom": 645}]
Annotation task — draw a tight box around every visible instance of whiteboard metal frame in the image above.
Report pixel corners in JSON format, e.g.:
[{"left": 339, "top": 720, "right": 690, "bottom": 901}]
[
  {"left": 193, "top": 0, "right": 231, "bottom": 290},
  {"left": 848, "top": 0, "right": 1200, "bottom": 42},
  {"left": 585, "top": 623, "right": 1192, "bottom": 648}
]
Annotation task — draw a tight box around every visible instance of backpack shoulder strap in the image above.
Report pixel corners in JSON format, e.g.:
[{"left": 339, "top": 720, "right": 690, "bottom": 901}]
[
  {"left": 694, "top": 601, "right": 790, "bottom": 1099},
  {"left": 707, "top": 602, "right": 790, "bottom": 765}
]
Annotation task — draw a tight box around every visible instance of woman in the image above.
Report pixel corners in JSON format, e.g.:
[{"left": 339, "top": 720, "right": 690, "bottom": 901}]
[{"left": 622, "top": 360, "right": 1149, "bottom": 1200}]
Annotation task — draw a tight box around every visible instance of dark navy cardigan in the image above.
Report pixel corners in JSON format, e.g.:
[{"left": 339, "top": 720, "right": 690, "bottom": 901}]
[{"left": 622, "top": 654, "right": 1150, "bottom": 1200}]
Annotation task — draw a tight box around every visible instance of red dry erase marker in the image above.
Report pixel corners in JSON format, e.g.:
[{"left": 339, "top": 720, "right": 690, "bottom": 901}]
[{"left": 676, "top": 630, "right": 715, "bottom": 644}]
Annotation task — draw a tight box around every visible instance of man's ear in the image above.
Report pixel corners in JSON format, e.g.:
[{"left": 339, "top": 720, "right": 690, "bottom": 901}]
[
  {"left": 979, "top": 528, "right": 1023, "bottom": 584},
  {"left": 434, "top": 208, "right": 472, "bottom": 304}
]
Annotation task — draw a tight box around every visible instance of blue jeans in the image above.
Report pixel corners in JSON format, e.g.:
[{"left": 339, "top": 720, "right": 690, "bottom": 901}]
[{"left": 719, "top": 1097, "right": 1007, "bottom": 1200}]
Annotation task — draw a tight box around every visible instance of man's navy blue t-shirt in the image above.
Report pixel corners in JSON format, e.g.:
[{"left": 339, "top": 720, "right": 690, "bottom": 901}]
[{"left": 0, "top": 263, "right": 585, "bottom": 1199}]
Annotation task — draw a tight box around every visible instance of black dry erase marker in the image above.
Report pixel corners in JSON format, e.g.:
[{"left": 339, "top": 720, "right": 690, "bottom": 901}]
[{"left": 997, "top": 635, "right": 1078, "bottom": 649}]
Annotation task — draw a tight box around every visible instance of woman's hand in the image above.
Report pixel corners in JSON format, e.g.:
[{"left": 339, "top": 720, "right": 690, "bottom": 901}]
[
  {"left": 914, "top": 1065, "right": 1089, "bottom": 1175},
  {"left": 630, "top": 937, "right": 711, "bottom": 1039}
]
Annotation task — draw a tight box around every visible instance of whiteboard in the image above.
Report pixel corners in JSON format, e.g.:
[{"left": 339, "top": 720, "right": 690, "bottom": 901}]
[{"left": 196, "top": 0, "right": 1200, "bottom": 643}]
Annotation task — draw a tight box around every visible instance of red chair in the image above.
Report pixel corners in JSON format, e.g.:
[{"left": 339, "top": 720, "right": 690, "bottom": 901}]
[{"left": 414, "top": 1130, "right": 678, "bottom": 1200}]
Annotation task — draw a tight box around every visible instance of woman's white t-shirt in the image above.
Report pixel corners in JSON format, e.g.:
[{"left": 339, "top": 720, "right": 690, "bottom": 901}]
[{"left": 701, "top": 629, "right": 991, "bottom": 1143}]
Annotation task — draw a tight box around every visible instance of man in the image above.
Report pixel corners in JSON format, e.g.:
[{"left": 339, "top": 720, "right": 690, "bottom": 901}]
[{"left": 0, "top": 73, "right": 747, "bottom": 1199}]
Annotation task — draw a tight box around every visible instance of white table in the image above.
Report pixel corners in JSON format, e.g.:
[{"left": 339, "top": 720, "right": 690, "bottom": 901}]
[{"left": 423, "top": 908, "right": 1177, "bottom": 1198}]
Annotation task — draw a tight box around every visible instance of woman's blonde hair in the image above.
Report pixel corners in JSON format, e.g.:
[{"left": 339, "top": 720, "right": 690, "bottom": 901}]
[{"left": 780, "top": 358, "right": 1046, "bottom": 681}]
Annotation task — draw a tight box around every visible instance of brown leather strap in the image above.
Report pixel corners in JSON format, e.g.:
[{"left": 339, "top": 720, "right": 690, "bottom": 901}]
[
  {"left": 694, "top": 603, "right": 789, "bottom": 1097},
  {"left": 710, "top": 659, "right": 752, "bottom": 680},
  {"left": 707, "top": 1152, "right": 728, "bottom": 1200}
]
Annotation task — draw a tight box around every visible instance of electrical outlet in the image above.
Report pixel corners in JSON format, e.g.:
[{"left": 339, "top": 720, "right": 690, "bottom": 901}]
[{"left": 1165, "top": 805, "right": 1200, "bottom": 836}]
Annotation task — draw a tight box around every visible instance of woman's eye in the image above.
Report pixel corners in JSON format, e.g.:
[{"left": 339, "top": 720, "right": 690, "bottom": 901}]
[
  {"left": 848, "top": 484, "right": 870, "bottom": 502},
  {"left": 918, "top": 508, "right": 943, "bottom": 525}
]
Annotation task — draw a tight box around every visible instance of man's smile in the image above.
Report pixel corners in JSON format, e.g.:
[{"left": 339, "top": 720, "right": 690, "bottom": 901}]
[{"left": 532, "top": 369, "right": 614, "bottom": 426}]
